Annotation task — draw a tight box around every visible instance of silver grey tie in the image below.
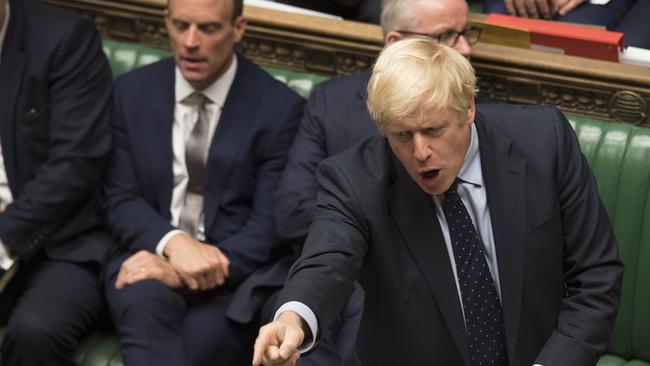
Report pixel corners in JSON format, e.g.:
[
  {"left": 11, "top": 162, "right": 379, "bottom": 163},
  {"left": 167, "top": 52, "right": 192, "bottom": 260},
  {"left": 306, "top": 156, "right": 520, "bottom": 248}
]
[{"left": 179, "top": 93, "right": 210, "bottom": 238}]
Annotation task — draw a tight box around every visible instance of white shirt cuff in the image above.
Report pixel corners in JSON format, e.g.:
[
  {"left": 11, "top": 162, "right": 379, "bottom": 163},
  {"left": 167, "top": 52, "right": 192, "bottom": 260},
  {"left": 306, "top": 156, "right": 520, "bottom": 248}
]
[
  {"left": 0, "top": 239, "right": 14, "bottom": 270},
  {"left": 155, "top": 230, "right": 185, "bottom": 258},
  {"left": 274, "top": 301, "right": 318, "bottom": 353}
]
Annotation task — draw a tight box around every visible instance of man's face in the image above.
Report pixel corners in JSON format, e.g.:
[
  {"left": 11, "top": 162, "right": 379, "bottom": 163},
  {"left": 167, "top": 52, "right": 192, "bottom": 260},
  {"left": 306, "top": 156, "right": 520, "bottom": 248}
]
[
  {"left": 165, "top": 0, "right": 245, "bottom": 90},
  {"left": 386, "top": 99, "right": 475, "bottom": 196},
  {"left": 387, "top": 0, "right": 472, "bottom": 57}
]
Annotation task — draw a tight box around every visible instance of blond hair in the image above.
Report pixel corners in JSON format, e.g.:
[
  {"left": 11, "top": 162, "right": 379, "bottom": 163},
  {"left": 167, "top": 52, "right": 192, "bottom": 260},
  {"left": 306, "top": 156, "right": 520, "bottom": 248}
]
[{"left": 367, "top": 37, "right": 477, "bottom": 134}]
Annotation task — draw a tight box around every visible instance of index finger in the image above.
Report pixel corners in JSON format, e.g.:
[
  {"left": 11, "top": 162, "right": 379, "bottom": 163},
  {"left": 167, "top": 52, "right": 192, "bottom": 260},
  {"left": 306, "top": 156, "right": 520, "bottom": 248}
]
[
  {"left": 252, "top": 330, "right": 275, "bottom": 365},
  {"left": 537, "top": 0, "right": 552, "bottom": 18},
  {"left": 515, "top": 0, "right": 529, "bottom": 17},
  {"left": 526, "top": 0, "right": 540, "bottom": 18}
]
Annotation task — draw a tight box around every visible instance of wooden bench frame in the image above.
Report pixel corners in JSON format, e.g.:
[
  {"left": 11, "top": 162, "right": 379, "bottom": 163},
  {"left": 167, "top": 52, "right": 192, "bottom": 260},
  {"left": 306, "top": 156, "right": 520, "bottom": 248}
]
[{"left": 40, "top": 0, "right": 650, "bottom": 127}]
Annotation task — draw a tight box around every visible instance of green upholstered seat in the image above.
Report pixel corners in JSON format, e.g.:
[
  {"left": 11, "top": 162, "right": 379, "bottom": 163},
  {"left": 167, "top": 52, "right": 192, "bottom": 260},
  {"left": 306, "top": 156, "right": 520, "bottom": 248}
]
[
  {"left": 568, "top": 116, "right": 650, "bottom": 366},
  {"left": 102, "top": 39, "right": 170, "bottom": 78}
]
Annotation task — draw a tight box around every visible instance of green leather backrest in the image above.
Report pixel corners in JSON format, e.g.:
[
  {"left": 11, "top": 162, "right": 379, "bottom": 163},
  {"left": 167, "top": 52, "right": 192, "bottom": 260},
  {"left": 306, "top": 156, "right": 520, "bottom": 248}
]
[
  {"left": 102, "top": 40, "right": 170, "bottom": 78},
  {"left": 569, "top": 115, "right": 650, "bottom": 362}
]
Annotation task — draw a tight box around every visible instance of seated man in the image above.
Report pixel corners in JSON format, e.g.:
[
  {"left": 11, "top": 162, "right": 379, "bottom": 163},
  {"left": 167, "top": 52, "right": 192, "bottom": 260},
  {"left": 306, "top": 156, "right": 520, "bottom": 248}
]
[
  {"left": 102, "top": 0, "right": 303, "bottom": 364},
  {"left": 0, "top": 0, "right": 113, "bottom": 364},
  {"left": 483, "top": 0, "right": 648, "bottom": 48},
  {"left": 254, "top": 37, "right": 623, "bottom": 365},
  {"left": 273, "top": 0, "right": 383, "bottom": 23},
  {"left": 272, "top": 1, "right": 481, "bottom": 363}
]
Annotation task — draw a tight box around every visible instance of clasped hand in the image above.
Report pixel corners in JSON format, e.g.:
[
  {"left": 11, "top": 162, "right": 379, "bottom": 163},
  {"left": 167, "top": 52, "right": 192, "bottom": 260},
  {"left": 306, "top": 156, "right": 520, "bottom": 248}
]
[{"left": 115, "top": 232, "right": 229, "bottom": 291}]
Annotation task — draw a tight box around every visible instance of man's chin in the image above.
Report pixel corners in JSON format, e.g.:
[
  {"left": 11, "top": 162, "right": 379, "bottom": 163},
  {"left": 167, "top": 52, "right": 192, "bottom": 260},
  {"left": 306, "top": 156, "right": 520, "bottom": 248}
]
[{"left": 180, "top": 70, "right": 210, "bottom": 89}]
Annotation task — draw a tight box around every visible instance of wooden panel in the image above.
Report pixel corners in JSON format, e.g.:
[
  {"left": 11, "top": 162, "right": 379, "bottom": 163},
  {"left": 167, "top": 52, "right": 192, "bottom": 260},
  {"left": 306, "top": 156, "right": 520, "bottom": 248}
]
[{"left": 39, "top": 0, "right": 650, "bottom": 126}]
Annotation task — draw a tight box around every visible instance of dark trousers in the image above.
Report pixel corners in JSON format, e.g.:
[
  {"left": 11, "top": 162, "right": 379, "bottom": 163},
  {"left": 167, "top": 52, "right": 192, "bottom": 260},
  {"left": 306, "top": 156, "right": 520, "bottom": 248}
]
[
  {"left": 482, "top": 0, "right": 650, "bottom": 48},
  {"left": 104, "top": 253, "right": 255, "bottom": 366},
  {"left": 0, "top": 259, "right": 104, "bottom": 366}
]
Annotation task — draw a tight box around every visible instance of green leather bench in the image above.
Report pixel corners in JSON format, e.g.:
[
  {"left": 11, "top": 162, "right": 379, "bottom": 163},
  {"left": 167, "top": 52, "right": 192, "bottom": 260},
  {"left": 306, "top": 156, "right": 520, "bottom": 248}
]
[
  {"left": 571, "top": 116, "right": 650, "bottom": 366},
  {"left": 102, "top": 39, "right": 328, "bottom": 97},
  {"left": 1, "top": 39, "right": 647, "bottom": 366}
]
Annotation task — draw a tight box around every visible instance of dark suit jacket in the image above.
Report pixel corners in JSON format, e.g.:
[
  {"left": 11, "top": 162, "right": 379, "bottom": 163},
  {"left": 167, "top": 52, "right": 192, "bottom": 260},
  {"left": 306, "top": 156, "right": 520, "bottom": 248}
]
[
  {"left": 0, "top": 0, "right": 113, "bottom": 264},
  {"left": 104, "top": 55, "right": 304, "bottom": 318},
  {"left": 278, "top": 105, "right": 623, "bottom": 366},
  {"left": 274, "top": 70, "right": 376, "bottom": 243}
]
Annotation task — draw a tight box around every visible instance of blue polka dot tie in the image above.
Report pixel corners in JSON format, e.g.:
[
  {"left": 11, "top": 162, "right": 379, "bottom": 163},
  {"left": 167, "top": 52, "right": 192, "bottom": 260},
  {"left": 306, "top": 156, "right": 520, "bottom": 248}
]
[{"left": 443, "top": 179, "right": 508, "bottom": 366}]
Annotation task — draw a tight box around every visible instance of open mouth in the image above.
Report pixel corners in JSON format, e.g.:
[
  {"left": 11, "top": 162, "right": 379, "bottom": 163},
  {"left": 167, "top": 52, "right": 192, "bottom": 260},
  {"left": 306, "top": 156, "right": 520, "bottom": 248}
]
[{"left": 421, "top": 169, "right": 439, "bottom": 179}]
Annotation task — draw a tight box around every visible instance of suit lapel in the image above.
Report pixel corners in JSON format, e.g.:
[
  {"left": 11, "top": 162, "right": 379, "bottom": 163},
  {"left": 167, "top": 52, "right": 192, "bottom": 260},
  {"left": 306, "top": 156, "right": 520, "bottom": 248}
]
[
  {"left": 144, "top": 61, "right": 175, "bottom": 214},
  {"left": 0, "top": 0, "right": 26, "bottom": 193},
  {"left": 203, "top": 56, "right": 258, "bottom": 230},
  {"left": 387, "top": 149, "right": 471, "bottom": 366},
  {"left": 476, "top": 115, "right": 527, "bottom": 364}
]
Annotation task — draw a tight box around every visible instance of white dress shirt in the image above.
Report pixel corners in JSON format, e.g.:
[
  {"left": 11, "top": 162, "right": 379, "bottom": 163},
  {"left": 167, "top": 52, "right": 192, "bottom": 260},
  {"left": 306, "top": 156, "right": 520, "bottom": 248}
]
[
  {"left": 0, "top": 0, "right": 14, "bottom": 270},
  {"left": 155, "top": 55, "right": 238, "bottom": 256},
  {"left": 276, "top": 123, "right": 505, "bottom": 352}
]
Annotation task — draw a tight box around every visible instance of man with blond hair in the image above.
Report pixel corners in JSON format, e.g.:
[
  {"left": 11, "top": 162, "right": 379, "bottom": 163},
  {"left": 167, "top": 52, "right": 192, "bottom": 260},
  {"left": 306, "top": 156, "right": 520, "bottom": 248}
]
[
  {"left": 271, "top": 1, "right": 481, "bottom": 364},
  {"left": 254, "top": 38, "right": 622, "bottom": 365}
]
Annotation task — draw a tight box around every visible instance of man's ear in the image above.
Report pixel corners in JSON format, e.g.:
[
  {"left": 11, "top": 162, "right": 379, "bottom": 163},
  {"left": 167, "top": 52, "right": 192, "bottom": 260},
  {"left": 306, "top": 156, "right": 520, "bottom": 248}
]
[
  {"left": 384, "top": 31, "right": 402, "bottom": 45},
  {"left": 466, "top": 95, "right": 476, "bottom": 125},
  {"left": 233, "top": 16, "right": 247, "bottom": 43}
]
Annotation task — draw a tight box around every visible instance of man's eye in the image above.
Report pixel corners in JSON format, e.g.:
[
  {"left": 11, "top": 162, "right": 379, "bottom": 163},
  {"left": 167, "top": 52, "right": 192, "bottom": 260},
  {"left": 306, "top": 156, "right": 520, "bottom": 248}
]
[
  {"left": 173, "top": 20, "right": 189, "bottom": 31},
  {"left": 397, "top": 131, "right": 411, "bottom": 137},
  {"left": 199, "top": 24, "right": 221, "bottom": 33}
]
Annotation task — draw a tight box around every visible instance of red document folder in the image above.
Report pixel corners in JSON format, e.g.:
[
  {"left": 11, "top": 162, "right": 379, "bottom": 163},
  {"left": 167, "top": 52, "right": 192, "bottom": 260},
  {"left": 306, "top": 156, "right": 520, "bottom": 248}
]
[{"left": 486, "top": 13, "right": 624, "bottom": 62}]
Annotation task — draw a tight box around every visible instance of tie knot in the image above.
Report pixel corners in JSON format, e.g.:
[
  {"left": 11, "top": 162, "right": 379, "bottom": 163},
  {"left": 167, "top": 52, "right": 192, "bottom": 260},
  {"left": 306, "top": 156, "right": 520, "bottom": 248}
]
[
  {"left": 186, "top": 93, "right": 210, "bottom": 108},
  {"left": 443, "top": 178, "right": 461, "bottom": 210}
]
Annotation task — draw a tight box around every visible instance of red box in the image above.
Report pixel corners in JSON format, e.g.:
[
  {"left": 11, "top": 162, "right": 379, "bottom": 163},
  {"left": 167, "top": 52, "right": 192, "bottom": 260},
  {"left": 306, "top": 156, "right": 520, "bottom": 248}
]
[{"left": 486, "top": 13, "right": 624, "bottom": 62}]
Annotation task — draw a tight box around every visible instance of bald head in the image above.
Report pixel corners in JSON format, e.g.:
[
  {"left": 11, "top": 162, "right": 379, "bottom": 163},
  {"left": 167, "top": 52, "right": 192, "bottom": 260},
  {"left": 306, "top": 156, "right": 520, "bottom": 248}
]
[{"left": 380, "top": 0, "right": 472, "bottom": 57}]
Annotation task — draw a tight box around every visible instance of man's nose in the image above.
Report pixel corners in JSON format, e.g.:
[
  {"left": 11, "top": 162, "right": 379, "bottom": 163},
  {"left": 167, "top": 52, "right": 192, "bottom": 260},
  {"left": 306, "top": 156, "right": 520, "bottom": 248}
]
[
  {"left": 183, "top": 26, "right": 200, "bottom": 48},
  {"left": 413, "top": 133, "right": 431, "bottom": 162},
  {"left": 454, "top": 35, "right": 472, "bottom": 58}
]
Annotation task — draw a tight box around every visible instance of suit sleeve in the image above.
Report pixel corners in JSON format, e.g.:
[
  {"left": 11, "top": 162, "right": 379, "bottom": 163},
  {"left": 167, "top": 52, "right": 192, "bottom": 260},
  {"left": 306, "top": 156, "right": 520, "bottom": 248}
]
[
  {"left": 103, "top": 80, "right": 177, "bottom": 254},
  {"left": 0, "top": 20, "right": 112, "bottom": 259},
  {"left": 218, "top": 95, "right": 305, "bottom": 284},
  {"left": 274, "top": 85, "right": 328, "bottom": 242},
  {"left": 535, "top": 109, "right": 623, "bottom": 366},
  {"left": 277, "top": 158, "right": 368, "bottom": 335}
]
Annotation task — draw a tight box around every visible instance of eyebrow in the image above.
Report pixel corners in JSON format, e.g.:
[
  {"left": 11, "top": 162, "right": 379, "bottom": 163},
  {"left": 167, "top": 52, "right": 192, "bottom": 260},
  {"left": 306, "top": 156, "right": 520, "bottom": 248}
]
[{"left": 170, "top": 17, "right": 222, "bottom": 27}]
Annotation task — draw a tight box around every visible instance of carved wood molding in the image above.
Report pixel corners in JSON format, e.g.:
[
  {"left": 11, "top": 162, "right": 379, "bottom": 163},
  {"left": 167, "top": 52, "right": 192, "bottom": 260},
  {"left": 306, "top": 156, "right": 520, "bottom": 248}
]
[{"left": 40, "top": 0, "right": 650, "bottom": 126}]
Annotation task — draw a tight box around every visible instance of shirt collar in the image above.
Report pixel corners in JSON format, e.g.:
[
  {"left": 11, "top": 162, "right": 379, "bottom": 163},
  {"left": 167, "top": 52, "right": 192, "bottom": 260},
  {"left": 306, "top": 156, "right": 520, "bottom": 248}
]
[
  {"left": 175, "top": 54, "right": 238, "bottom": 108},
  {"left": 0, "top": 1, "right": 11, "bottom": 64},
  {"left": 456, "top": 122, "right": 483, "bottom": 187}
]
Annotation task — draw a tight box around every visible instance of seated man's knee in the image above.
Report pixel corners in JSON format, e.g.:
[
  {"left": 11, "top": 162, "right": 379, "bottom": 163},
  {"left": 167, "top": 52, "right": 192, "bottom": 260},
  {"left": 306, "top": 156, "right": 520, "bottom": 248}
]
[{"left": 5, "top": 308, "right": 76, "bottom": 355}]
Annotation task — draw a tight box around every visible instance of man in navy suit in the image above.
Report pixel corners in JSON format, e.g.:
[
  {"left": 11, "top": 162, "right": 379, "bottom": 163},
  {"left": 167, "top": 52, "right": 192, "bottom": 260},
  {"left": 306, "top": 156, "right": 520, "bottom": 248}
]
[
  {"left": 271, "top": 0, "right": 481, "bottom": 364},
  {"left": 254, "top": 38, "right": 622, "bottom": 366},
  {"left": 103, "top": 0, "right": 304, "bottom": 364},
  {"left": 0, "top": 0, "right": 113, "bottom": 364}
]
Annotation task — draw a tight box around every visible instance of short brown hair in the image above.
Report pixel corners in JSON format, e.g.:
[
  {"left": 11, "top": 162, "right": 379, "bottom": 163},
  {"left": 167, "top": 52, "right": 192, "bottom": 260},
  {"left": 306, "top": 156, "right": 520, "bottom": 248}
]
[{"left": 167, "top": 0, "right": 243, "bottom": 21}]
